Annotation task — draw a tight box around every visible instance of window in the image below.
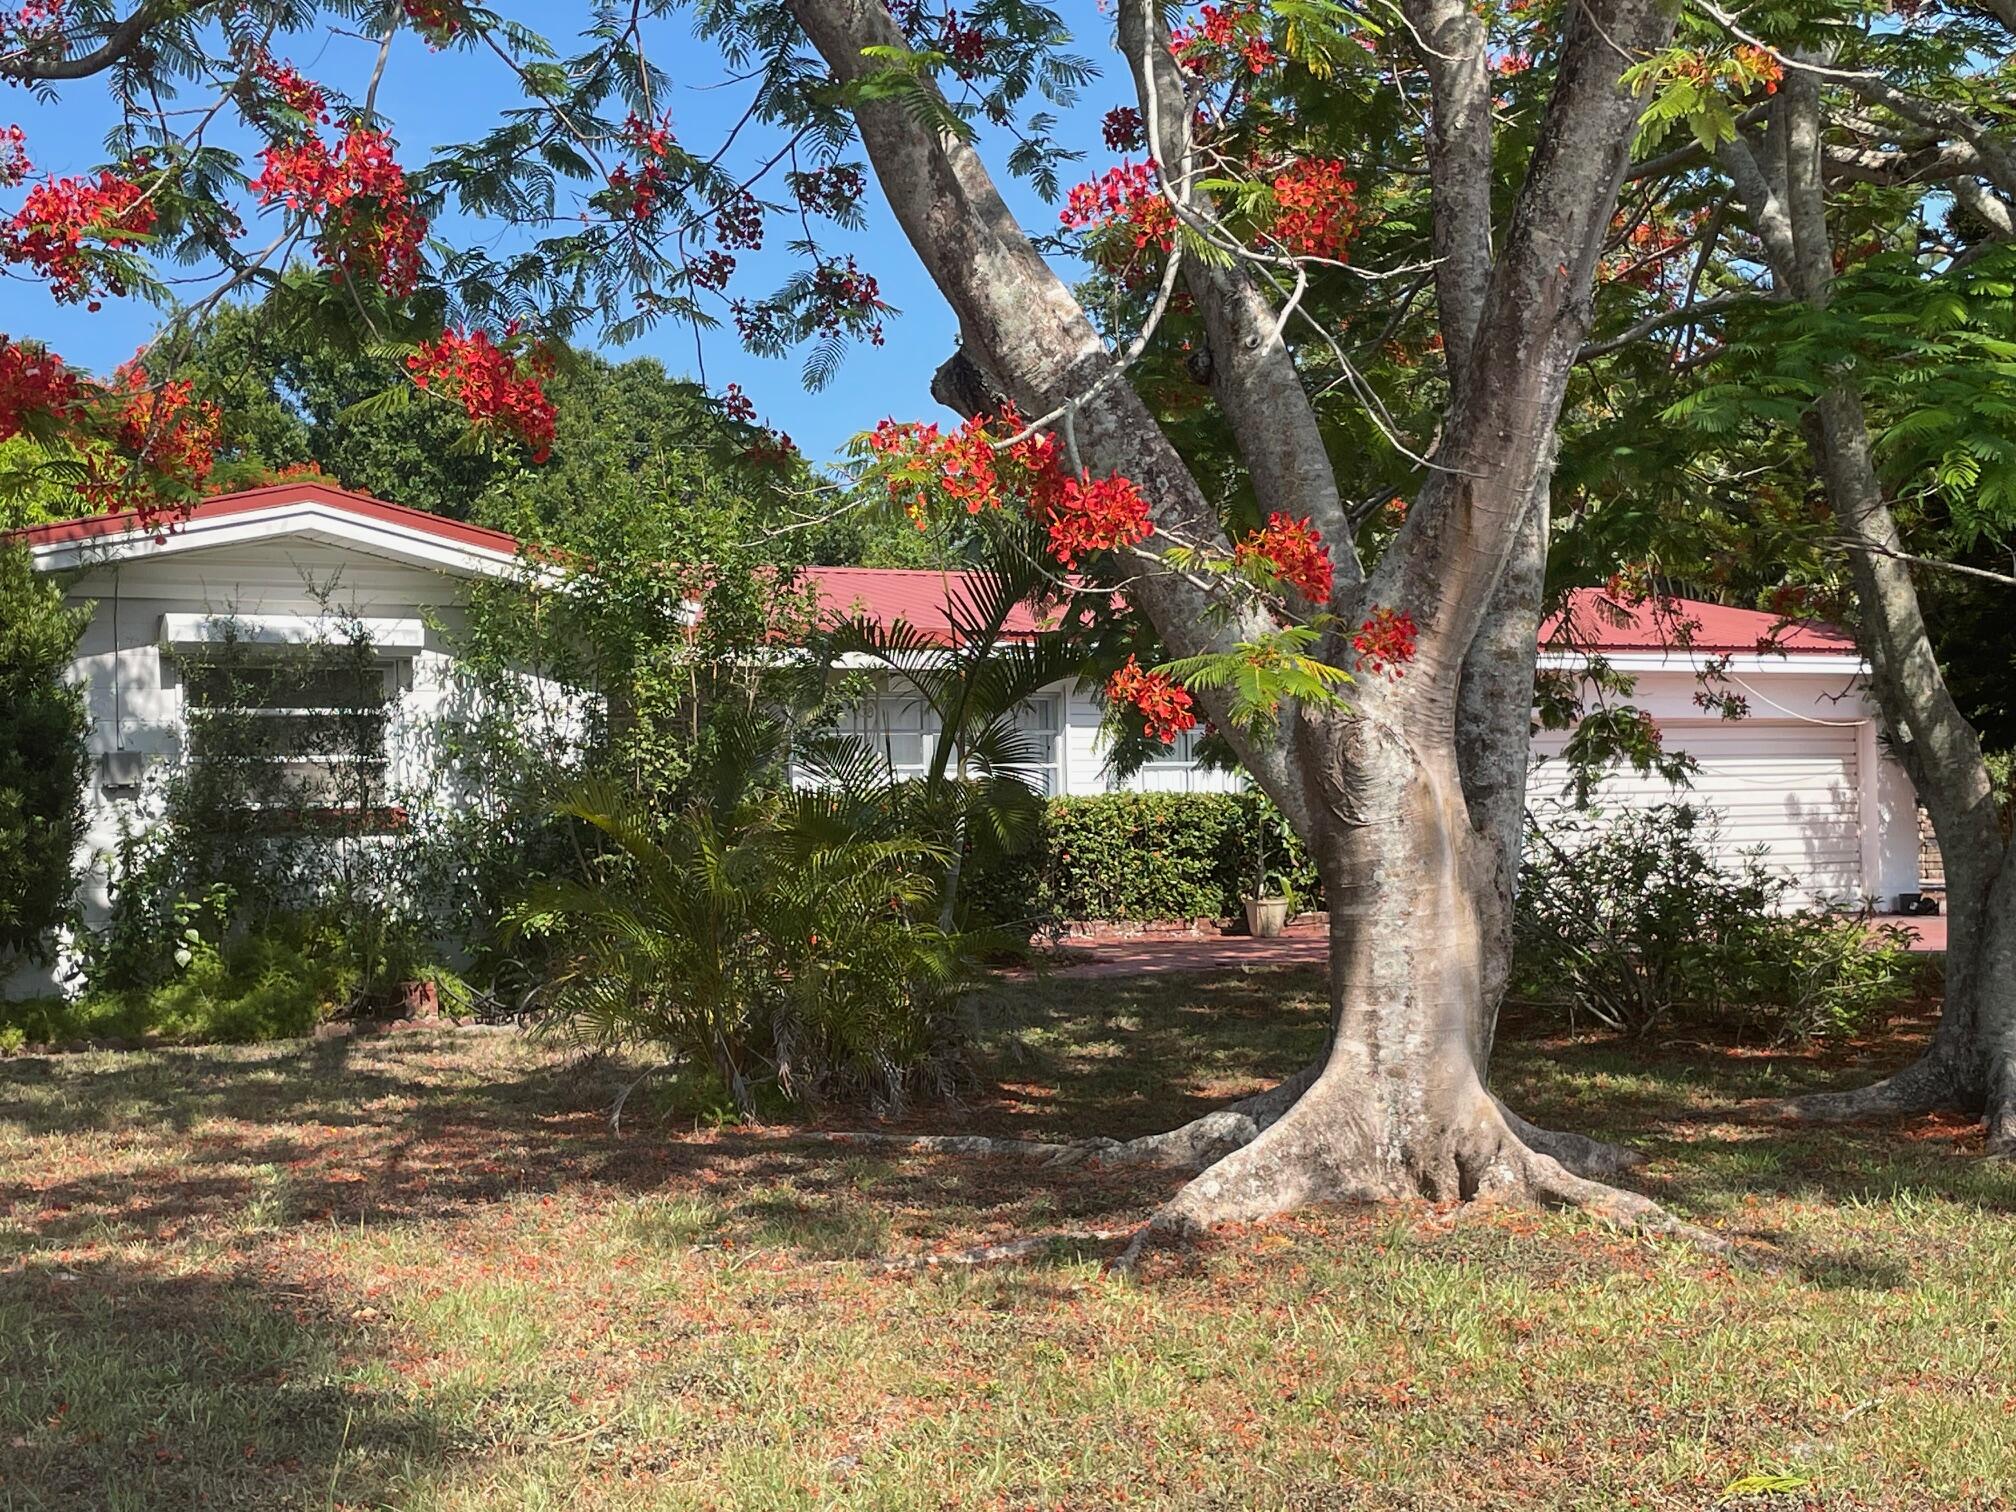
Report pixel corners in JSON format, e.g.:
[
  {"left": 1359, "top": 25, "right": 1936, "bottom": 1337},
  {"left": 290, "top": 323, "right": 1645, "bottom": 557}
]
[
  {"left": 1122, "top": 727, "right": 1245, "bottom": 793},
  {"left": 1005, "top": 693, "right": 1063, "bottom": 796},
  {"left": 182, "top": 650, "right": 401, "bottom": 810},
  {"left": 838, "top": 690, "right": 1063, "bottom": 796},
  {"left": 841, "top": 693, "right": 938, "bottom": 783}
]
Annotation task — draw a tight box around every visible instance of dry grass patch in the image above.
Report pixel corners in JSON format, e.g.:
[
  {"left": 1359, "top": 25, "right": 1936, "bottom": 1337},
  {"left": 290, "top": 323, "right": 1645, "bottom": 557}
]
[{"left": 2, "top": 971, "right": 2013, "bottom": 1509}]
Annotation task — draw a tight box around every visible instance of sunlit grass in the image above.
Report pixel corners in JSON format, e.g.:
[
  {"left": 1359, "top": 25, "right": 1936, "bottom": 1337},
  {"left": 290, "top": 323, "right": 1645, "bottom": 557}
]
[{"left": 0, "top": 971, "right": 2012, "bottom": 1508}]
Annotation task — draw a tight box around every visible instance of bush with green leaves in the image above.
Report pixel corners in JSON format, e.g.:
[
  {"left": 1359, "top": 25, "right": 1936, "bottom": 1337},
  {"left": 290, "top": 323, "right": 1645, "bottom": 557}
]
[
  {"left": 1, "top": 912, "right": 363, "bottom": 1049},
  {"left": 963, "top": 791, "right": 1318, "bottom": 926},
  {"left": 1515, "top": 804, "right": 1922, "bottom": 1040},
  {"left": 0, "top": 544, "right": 90, "bottom": 968},
  {"left": 511, "top": 735, "right": 974, "bottom": 1117}
]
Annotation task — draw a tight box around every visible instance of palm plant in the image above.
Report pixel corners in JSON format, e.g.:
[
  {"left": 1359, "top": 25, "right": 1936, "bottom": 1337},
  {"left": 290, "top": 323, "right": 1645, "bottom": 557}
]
[
  {"left": 509, "top": 713, "right": 970, "bottom": 1117},
  {"left": 803, "top": 517, "right": 1084, "bottom": 927}
]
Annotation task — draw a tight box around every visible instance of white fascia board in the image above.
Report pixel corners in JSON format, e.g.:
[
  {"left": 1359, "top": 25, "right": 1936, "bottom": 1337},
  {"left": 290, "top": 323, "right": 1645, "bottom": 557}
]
[
  {"left": 1536, "top": 650, "right": 1869, "bottom": 677},
  {"left": 160, "top": 611, "right": 426, "bottom": 653},
  {"left": 27, "top": 500, "right": 523, "bottom": 579}
]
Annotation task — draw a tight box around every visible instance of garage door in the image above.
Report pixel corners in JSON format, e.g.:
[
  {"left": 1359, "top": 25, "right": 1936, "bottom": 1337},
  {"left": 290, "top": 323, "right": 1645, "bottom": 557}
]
[{"left": 1528, "top": 722, "right": 1865, "bottom": 907}]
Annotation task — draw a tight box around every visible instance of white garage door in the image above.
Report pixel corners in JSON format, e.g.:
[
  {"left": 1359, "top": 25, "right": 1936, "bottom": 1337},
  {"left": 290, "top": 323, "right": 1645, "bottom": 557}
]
[{"left": 1528, "top": 721, "right": 1865, "bottom": 907}]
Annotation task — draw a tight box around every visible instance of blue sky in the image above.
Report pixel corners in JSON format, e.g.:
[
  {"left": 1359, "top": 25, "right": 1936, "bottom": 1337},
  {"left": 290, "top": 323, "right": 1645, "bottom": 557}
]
[{"left": 2, "top": 7, "right": 1119, "bottom": 466}]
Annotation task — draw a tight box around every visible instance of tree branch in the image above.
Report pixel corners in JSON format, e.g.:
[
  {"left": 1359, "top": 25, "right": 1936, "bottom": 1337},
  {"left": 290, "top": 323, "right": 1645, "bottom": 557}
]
[
  {"left": 783, "top": 0, "right": 1312, "bottom": 829},
  {"left": 0, "top": 2, "right": 163, "bottom": 82},
  {"left": 1402, "top": 0, "right": 1494, "bottom": 392},
  {"left": 1576, "top": 290, "right": 1753, "bottom": 361},
  {"left": 1115, "top": 0, "right": 1357, "bottom": 592}
]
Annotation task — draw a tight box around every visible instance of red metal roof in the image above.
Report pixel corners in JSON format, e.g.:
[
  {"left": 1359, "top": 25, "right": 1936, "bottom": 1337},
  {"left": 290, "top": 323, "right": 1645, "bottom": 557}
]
[
  {"left": 2, "top": 480, "right": 521, "bottom": 556},
  {"left": 7, "top": 488, "right": 1857, "bottom": 658},
  {"left": 1543, "top": 587, "right": 1855, "bottom": 656},
  {"left": 802, "top": 566, "right": 1060, "bottom": 647}
]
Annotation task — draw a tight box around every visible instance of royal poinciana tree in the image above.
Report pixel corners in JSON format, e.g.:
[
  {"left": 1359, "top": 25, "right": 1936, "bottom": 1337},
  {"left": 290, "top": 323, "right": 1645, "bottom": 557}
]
[
  {"left": 17, "top": 0, "right": 1995, "bottom": 1246},
  {"left": 1547, "top": 2, "right": 2016, "bottom": 1153}
]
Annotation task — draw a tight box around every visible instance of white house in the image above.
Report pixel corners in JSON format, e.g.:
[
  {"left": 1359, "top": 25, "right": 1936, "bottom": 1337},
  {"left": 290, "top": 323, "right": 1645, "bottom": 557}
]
[{"left": 5, "top": 482, "right": 1922, "bottom": 987}]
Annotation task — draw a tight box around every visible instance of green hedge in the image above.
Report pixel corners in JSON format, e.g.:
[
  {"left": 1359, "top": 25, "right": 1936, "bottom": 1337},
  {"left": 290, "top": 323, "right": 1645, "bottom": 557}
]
[{"left": 966, "top": 791, "right": 1319, "bottom": 926}]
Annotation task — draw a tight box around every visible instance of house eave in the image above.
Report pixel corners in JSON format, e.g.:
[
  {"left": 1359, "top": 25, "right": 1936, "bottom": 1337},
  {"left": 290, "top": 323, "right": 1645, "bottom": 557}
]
[{"left": 20, "top": 497, "right": 522, "bottom": 580}]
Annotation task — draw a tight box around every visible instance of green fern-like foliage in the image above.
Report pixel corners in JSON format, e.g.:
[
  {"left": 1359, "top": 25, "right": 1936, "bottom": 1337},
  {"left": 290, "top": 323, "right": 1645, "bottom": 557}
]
[{"left": 510, "top": 717, "right": 971, "bottom": 1117}]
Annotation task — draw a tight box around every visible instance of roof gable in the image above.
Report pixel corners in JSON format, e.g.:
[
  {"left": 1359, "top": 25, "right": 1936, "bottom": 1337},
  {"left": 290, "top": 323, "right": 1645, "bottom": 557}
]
[{"left": 5, "top": 482, "right": 522, "bottom": 579}]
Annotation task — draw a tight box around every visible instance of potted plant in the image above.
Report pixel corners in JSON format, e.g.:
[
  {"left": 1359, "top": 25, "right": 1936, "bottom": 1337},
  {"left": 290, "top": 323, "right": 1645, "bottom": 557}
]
[{"left": 1242, "top": 820, "right": 1295, "bottom": 939}]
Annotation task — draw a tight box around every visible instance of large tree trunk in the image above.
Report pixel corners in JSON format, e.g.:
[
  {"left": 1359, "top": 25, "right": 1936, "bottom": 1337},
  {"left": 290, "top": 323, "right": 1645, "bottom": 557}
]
[
  {"left": 1720, "top": 74, "right": 2016, "bottom": 1153},
  {"left": 788, "top": 0, "right": 1693, "bottom": 1239}
]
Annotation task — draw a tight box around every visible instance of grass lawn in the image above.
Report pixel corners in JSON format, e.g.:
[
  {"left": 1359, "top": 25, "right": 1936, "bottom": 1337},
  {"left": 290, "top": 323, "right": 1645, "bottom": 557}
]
[{"left": 2, "top": 967, "right": 2013, "bottom": 1511}]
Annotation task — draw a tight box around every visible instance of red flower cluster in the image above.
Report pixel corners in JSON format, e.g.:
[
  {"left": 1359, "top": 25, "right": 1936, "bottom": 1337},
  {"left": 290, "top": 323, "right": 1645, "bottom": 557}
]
[
  {"left": 1735, "top": 44, "right": 1783, "bottom": 92},
  {"left": 867, "top": 412, "right": 1001, "bottom": 522},
  {"left": 1040, "top": 473, "right": 1153, "bottom": 568},
  {"left": 1, "top": 125, "right": 29, "bottom": 187},
  {"left": 402, "top": 0, "right": 462, "bottom": 45},
  {"left": 938, "top": 9, "right": 988, "bottom": 77},
  {"left": 607, "top": 112, "right": 676, "bottom": 221},
  {"left": 1351, "top": 606, "right": 1419, "bottom": 678},
  {"left": 689, "top": 249, "right": 735, "bottom": 291},
  {"left": 1171, "top": 4, "right": 1275, "bottom": 75},
  {"left": 1061, "top": 161, "right": 1176, "bottom": 252},
  {"left": 0, "top": 338, "right": 77, "bottom": 441},
  {"left": 82, "top": 365, "right": 224, "bottom": 512},
  {"left": 721, "top": 382, "right": 756, "bottom": 423},
  {"left": 1060, "top": 161, "right": 1176, "bottom": 287},
  {"left": 714, "top": 188, "right": 765, "bottom": 252},
  {"left": 790, "top": 164, "right": 866, "bottom": 220},
  {"left": 808, "top": 256, "right": 886, "bottom": 343},
  {"left": 1101, "top": 106, "right": 1144, "bottom": 152},
  {"left": 1107, "top": 655, "right": 1198, "bottom": 745},
  {"left": 1604, "top": 562, "right": 1654, "bottom": 606},
  {"left": 1236, "top": 512, "right": 1334, "bottom": 601},
  {"left": 866, "top": 405, "right": 1151, "bottom": 566},
  {"left": 5, "top": 169, "right": 157, "bottom": 305},
  {"left": 744, "top": 428, "right": 797, "bottom": 469},
  {"left": 405, "top": 329, "right": 557, "bottom": 462},
  {"left": 1269, "top": 158, "right": 1359, "bottom": 260},
  {"left": 251, "top": 127, "right": 427, "bottom": 296},
  {"left": 256, "top": 58, "right": 329, "bottom": 125}
]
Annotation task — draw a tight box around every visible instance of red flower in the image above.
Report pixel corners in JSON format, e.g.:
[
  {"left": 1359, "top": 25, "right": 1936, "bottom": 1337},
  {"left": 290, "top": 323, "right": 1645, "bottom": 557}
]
[
  {"left": 865, "top": 405, "right": 1150, "bottom": 565},
  {"left": 1351, "top": 606, "right": 1418, "bottom": 678},
  {"left": 402, "top": 0, "right": 462, "bottom": 46},
  {"left": 1108, "top": 655, "right": 1198, "bottom": 745},
  {"left": 251, "top": 127, "right": 427, "bottom": 296},
  {"left": 0, "top": 337, "right": 78, "bottom": 442},
  {"left": 1034, "top": 474, "right": 1153, "bottom": 568},
  {"left": 81, "top": 363, "right": 224, "bottom": 516},
  {"left": 1269, "top": 158, "right": 1359, "bottom": 261},
  {"left": 4, "top": 169, "right": 157, "bottom": 304},
  {"left": 256, "top": 59, "right": 329, "bottom": 125},
  {"left": 1236, "top": 512, "right": 1334, "bottom": 601},
  {"left": 1100, "top": 106, "right": 1144, "bottom": 152},
  {"left": 405, "top": 329, "right": 557, "bottom": 462},
  {"left": 1060, "top": 161, "right": 1175, "bottom": 284}
]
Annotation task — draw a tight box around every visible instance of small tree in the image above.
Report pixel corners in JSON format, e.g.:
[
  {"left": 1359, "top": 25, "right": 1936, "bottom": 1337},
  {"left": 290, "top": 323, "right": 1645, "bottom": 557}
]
[{"left": 0, "top": 544, "right": 88, "bottom": 968}]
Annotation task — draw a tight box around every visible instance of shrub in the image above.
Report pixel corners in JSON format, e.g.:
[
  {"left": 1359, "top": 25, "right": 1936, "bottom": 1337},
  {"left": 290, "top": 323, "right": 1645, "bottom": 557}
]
[
  {"left": 512, "top": 776, "right": 974, "bottom": 1116},
  {"left": 0, "top": 544, "right": 90, "bottom": 966},
  {"left": 0, "top": 914, "right": 360, "bottom": 1049},
  {"left": 1515, "top": 803, "right": 1921, "bottom": 1040},
  {"left": 963, "top": 791, "right": 1318, "bottom": 925}
]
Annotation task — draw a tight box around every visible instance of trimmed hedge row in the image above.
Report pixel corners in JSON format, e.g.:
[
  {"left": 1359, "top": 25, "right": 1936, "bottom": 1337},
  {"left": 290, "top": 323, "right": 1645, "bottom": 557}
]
[{"left": 966, "top": 791, "right": 1319, "bottom": 926}]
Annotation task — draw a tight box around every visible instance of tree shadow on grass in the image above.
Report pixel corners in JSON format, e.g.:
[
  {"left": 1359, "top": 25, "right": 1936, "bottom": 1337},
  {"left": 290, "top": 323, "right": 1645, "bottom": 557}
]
[
  {"left": 0, "top": 1252, "right": 453, "bottom": 1511},
  {"left": 1493, "top": 1002, "right": 2016, "bottom": 1281},
  {"left": 0, "top": 1024, "right": 1190, "bottom": 1266}
]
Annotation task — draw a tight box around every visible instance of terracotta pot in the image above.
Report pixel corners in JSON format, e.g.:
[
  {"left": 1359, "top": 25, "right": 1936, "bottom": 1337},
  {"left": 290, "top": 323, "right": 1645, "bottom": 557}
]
[{"left": 1243, "top": 895, "right": 1290, "bottom": 939}]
